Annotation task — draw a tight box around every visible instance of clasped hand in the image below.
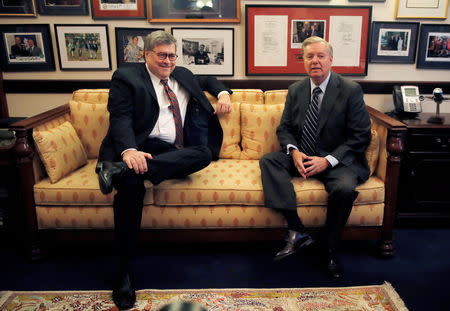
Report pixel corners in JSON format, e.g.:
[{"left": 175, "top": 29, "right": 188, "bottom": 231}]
[
  {"left": 214, "top": 92, "right": 232, "bottom": 115},
  {"left": 291, "top": 149, "right": 330, "bottom": 178}
]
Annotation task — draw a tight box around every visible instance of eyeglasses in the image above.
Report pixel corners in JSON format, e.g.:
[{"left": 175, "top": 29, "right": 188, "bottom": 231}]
[{"left": 151, "top": 50, "right": 178, "bottom": 61}]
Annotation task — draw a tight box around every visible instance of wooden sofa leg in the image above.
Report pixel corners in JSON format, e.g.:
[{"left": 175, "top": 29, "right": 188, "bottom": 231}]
[{"left": 378, "top": 239, "right": 394, "bottom": 258}]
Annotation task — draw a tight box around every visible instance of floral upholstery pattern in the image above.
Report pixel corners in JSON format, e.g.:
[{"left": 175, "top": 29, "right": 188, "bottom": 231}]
[{"left": 212, "top": 102, "right": 241, "bottom": 159}]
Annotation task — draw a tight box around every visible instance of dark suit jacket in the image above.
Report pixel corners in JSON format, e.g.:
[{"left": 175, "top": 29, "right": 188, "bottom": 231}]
[
  {"left": 276, "top": 72, "right": 371, "bottom": 182},
  {"left": 98, "top": 64, "right": 231, "bottom": 162}
]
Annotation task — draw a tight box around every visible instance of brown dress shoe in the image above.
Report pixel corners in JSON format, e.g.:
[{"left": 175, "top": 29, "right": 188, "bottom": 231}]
[{"left": 274, "top": 230, "right": 314, "bottom": 261}]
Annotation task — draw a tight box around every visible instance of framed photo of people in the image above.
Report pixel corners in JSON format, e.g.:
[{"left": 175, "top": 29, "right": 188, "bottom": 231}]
[
  {"left": 54, "top": 24, "right": 111, "bottom": 70},
  {"left": 416, "top": 24, "right": 450, "bottom": 69},
  {"left": 149, "top": 0, "right": 240, "bottom": 23},
  {"left": 115, "top": 27, "right": 163, "bottom": 68},
  {"left": 245, "top": 5, "right": 372, "bottom": 76},
  {"left": 91, "top": 0, "right": 146, "bottom": 19},
  {"left": 369, "top": 21, "right": 419, "bottom": 64},
  {"left": 0, "top": 0, "right": 36, "bottom": 16},
  {"left": 171, "top": 27, "right": 234, "bottom": 76},
  {"left": 37, "top": 0, "right": 89, "bottom": 15},
  {"left": 0, "top": 24, "right": 55, "bottom": 71}
]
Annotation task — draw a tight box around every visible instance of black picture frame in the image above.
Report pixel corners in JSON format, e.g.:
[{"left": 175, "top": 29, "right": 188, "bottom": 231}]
[
  {"left": 0, "top": 24, "right": 55, "bottom": 71},
  {"left": 0, "top": 0, "right": 36, "bottom": 16},
  {"left": 417, "top": 24, "right": 450, "bottom": 70},
  {"left": 115, "top": 27, "right": 163, "bottom": 68},
  {"left": 37, "top": 0, "right": 89, "bottom": 15},
  {"left": 54, "top": 24, "right": 111, "bottom": 71},
  {"left": 369, "top": 21, "right": 419, "bottom": 64}
]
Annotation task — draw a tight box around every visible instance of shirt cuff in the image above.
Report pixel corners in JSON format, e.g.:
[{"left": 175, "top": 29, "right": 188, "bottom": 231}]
[
  {"left": 286, "top": 144, "right": 298, "bottom": 155},
  {"left": 325, "top": 155, "right": 339, "bottom": 167},
  {"left": 217, "top": 90, "right": 230, "bottom": 98},
  {"left": 121, "top": 148, "right": 137, "bottom": 157}
]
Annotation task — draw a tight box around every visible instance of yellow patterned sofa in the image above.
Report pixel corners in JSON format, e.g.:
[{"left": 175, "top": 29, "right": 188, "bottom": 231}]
[{"left": 11, "top": 88, "right": 406, "bottom": 260}]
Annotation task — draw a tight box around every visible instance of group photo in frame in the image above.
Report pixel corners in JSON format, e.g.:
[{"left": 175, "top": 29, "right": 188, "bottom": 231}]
[
  {"left": 91, "top": 0, "right": 146, "bottom": 19},
  {"left": 37, "top": 0, "right": 89, "bottom": 15},
  {"left": 246, "top": 5, "right": 372, "bottom": 76},
  {"left": 395, "top": 0, "right": 448, "bottom": 19},
  {"left": 0, "top": 24, "right": 55, "bottom": 71},
  {"left": 0, "top": 0, "right": 36, "bottom": 16},
  {"left": 115, "top": 27, "right": 163, "bottom": 68},
  {"left": 149, "top": 0, "right": 240, "bottom": 23},
  {"left": 54, "top": 24, "right": 111, "bottom": 70},
  {"left": 171, "top": 27, "right": 234, "bottom": 76},
  {"left": 369, "top": 21, "right": 419, "bottom": 63},
  {"left": 416, "top": 24, "right": 450, "bottom": 69}
]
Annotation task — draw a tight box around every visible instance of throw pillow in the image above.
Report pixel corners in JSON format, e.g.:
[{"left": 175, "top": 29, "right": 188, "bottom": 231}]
[
  {"left": 212, "top": 102, "right": 241, "bottom": 159},
  {"left": 366, "top": 129, "right": 380, "bottom": 176},
  {"left": 33, "top": 121, "right": 88, "bottom": 183}
]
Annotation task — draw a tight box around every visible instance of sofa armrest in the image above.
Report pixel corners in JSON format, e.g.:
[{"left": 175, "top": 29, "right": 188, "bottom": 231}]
[
  {"left": 367, "top": 106, "right": 406, "bottom": 257},
  {"left": 10, "top": 104, "right": 70, "bottom": 260}
]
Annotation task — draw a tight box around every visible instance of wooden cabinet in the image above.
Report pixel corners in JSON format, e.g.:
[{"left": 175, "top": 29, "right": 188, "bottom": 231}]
[{"left": 395, "top": 113, "right": 450, "bottom": 226}]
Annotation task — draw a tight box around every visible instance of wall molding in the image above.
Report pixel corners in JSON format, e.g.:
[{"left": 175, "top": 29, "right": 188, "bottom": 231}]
[{"left": 3, "top": 79, "right": 449, "bottom": 95}]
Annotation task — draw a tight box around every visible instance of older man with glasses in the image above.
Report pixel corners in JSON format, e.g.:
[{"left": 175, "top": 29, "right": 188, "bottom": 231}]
[{"left": 95, "top": 30, "right": 232, "bottom": 310}]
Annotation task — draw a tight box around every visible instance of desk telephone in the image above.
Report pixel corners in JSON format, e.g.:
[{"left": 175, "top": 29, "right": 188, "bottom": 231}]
[{"left": 393, "top": 85, "right": 422, "bottom": 114}]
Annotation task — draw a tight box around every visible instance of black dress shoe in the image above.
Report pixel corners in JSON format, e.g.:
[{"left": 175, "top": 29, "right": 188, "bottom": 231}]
[
  {"left": 112, "top": 269, "right": 136, "bottom": 310},
  {"left": 327, "top": 251, "right": 343, "bottom": 280},
  {"left": 96, "top": 161, "right": 129, "bottom": 194},
  {"left": 274, "top": 230, "right": 314, "bottom": 261}
]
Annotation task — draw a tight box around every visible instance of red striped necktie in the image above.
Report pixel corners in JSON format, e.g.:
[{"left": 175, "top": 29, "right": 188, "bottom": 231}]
[{"left": 161, "top": 79, "right": 183, "bottom": 148}]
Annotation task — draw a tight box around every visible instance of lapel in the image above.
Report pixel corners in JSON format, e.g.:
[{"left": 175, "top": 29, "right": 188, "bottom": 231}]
[
  {"left": 317, "top": 72, "right": 340, "bottom": 134},
  {"left": 139, "top": 64, "right": 157, "bottom": 102},
  {"left": 297, "top": 78, "right": 312, "bottom": 129}
]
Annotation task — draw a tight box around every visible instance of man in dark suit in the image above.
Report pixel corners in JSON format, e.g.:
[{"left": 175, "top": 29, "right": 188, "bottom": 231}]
[
  {"left": 259, "top": 36, "right": 371, "bottom": 280},
  {"left": 96, "top": 31, "right": 232, "bottom": 310}
]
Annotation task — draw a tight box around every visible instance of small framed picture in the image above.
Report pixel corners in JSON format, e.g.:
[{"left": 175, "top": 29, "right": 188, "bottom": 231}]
[
  {"left": 115, "top": 27, "right": 163, "bottom": 68},
  {"left": 54, "top": 24, "right": 111, "bottom": 71},
  {"left": 416, "top": 24, "right": 450, "bottom": 70},
  {"left": 0, "top": 0, "right": 36, "bottom": 16},
  {"left": 0, "top": 24, "right": 55, "bottom": 71},
  {"left": 171, "top": 27, "right": 234, "bottom": 76},
  {"left": 396, "top": 0, "right": 448, "bottom": 19},
  {"left": 37, "top": 0, "right": 89, "bottom": 15},
  {"left": 369, "top": 21, "right": 419, "bottom": 64},
  {"left": 91, "top": 0, "right": 146, "bottom": 19}
]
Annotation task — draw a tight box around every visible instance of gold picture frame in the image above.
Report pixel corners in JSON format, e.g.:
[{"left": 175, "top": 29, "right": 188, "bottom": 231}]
[{"left": 395, "top": 0, "right": 449, "bottom": 19}]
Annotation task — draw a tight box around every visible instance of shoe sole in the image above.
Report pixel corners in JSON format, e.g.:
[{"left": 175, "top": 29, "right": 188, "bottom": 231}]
[{"left": 273, "top": 238, "right": 314, "bottom": 261}]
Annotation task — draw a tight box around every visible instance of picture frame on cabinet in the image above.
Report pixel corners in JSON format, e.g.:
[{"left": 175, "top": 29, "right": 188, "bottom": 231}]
[
  {"left": 115, "top": 27, "right": 163, "bottom": 68},
  {"left": 369, "top": 21, "right": 419, "bottom": 64},
  {"left": 91, "top": 0, "right": 146, "bottom": 19},
  {"left": 149, "top": 0, "right": 240, "bottom": 23},
  {"left": 54, "top": 24, "right": 111, "bottom": 70},
  {"left": 171, "top": 27, "right": 234, "bottom": 76},
  {"left": 395, "top": 0, "right": 448, "bottom": 19},
  {"left": 0, "top": 0, "right": 36, "bottom": 16},
  {"left": 0, "top": 24, "right": 55, "bottom": 71},
  {"left": 37, "top": 0, "right": 89, "bottom": 15},
  {"left": 416, "top": 24, "right": 450, "bottom": 69}
]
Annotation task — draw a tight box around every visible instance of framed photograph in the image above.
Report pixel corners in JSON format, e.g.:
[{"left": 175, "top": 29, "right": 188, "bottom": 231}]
[
  {"left": 91, "top": 0, "right": 146, "bottom": 19},
  {"left": 0, "top": 24, "right": 55, "bottom": 71},
  {"left": 395, "top": 0, "right": 448, "bottom": 19},
  {"left": 149, "top": 0, "right": 240, "bottom": 23},
  {"left": 246, "top": 5, "right": 372, "bottom": 76},
  {"left": 115, "top": 27, "right": 163, "bottom": 68},
  {"left": 172, "top": 27, "right": 234, "bottom": 76},
  {"left": 54, "top": 24, "right": 111, "bottom": 70},
  {"left": 37, "top": 0, "right": 89, "bottom": 15},
  {"left": 416, "top": 24, "right": 450, "bottom": 69},
  {"left": 0, "top": 0, "right": 36, "bottom": 16},
  {"left": 369, "top": 21, "right": 419, "bottom": 63}
]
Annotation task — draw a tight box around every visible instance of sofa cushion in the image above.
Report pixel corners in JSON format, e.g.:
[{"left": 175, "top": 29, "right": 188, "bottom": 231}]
[
  {"left": 264, "top": 90, "right": 288, "bottom": 105},
  {"left": 34, "top": 159, "right": 154, "bottom": 206},
  {"left": 240, "top": 103, "right": 284, "bottom": 160},
  {"left": 367, "top": 129, "right": 380, "bottom": 176},
  {"left": 212, "top": 102, "right": 241, "bottom": 159},
  {"left": 33, "top": 121, "right": 88, "bottom": 183},
  {"left": 206, "top": 89, "right": 264, "bottom": 106},
  {"left": 72, "top": 89, "right": 109, "bottom": 105},
  {"left": 154, "top": 159, "right": 384, "bottom": 207},
  {"left": 69, "top": 100, "right": 109, "bottom": 159}
]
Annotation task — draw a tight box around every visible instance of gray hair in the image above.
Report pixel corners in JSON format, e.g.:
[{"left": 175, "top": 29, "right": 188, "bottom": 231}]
[
  {"left": 143, "top": 30, "right": 177, "bottom": 52},
  {"left": 302, "top": 36, "right": 333, "bottom": 57}
]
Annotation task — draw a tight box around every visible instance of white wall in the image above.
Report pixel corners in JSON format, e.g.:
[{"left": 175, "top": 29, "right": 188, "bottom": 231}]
[{"left": 2, "top": 0, "right": 449, "bottom": 116}]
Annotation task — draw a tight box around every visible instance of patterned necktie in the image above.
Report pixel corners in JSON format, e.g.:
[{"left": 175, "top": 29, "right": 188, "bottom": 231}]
[
  {"left": 300, "top": 86, "right": 322, "bottom": 156},
  {"left": 161, "top": 79, "right": 183, "bottom": 148}
]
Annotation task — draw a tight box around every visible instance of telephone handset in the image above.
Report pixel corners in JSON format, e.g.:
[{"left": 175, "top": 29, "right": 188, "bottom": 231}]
[{"left": 393, "top": 85, "right": 422, "bottom": 114}]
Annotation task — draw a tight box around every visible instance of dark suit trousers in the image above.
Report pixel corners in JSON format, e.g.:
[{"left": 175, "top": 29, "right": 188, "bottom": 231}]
[
  {"left": 113, "top": 138, "right": 212, "bottom": 263},
  {"left": 259, "top": 151, "right": 359, "bottom": 251}
]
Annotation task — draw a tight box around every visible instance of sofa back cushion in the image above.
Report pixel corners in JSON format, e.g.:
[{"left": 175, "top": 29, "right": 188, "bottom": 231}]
[
  {"left": 72, "top": 89, "right": 109, "bottom": 105},
  {"left": 240, "top": 103, "right": 284, "bottom": 160},
  {"left": 264, "top": 90, "right": 288, "bottom": 105},
  {"left": 212, "top": 102, "right": 241, "bottom": 159},
  {"left": 69, "top": 100, "right": 109, "bottom": 159},
  {"left": 205, "top": 89, "right": 264, "bottom": 106}
]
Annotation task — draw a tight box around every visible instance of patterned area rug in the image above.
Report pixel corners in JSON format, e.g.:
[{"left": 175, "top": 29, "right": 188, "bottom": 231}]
[{"left": 0, "top": 282, "right": 407, "bottom": 311}]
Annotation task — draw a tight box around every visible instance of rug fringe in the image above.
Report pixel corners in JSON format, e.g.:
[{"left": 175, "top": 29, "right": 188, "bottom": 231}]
[
  {"left": 0, "top": 291, "right": 13, "bottom": 308},
  {"left": 383, "top": 281, "right": 409, "bottom": 311}
]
